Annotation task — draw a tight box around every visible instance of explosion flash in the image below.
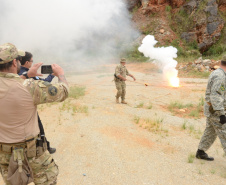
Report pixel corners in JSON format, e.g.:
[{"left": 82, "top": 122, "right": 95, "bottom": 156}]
[{"left": 138, "top": 35, "right": 180, "bottom": 87}]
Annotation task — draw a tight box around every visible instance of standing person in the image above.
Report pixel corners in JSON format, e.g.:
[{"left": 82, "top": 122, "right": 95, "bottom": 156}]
[
  {"left": 196, "top": 55, "right": 226, "bottom": 161},
  {"left": 114, "top": 58, "right": 136, "bottom": 104},
  {"left": 0, "top": 43, "right": 68, "bottom": 184},
  {"left": 18, "top": 51, "right": 56, "bottom": 154}
]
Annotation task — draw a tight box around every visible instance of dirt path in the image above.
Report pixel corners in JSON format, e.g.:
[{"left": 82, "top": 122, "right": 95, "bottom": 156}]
[{"left": 1, "top": 64, "right": 225, "bottom": 185}]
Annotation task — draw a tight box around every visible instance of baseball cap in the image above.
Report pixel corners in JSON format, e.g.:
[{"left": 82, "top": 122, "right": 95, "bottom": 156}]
[{"left": 0, "top": 43, "right": 25, "bottom": 64}]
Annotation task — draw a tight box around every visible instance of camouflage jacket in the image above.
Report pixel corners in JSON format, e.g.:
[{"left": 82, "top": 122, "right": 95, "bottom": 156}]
[
  {"left": 204, "top": 68, "right": 226, "bottom": 117},
  {"left": 115, "top": 64, "right": 130, "bottom": 81}
]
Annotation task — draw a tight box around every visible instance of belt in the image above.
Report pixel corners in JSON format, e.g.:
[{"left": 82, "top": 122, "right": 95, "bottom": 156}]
[
  {"left": 0, "top": 142, "right": 27, "bottom": 153},
  {"left": 0, "top": 135, "right": 39, "bottom": 154}
]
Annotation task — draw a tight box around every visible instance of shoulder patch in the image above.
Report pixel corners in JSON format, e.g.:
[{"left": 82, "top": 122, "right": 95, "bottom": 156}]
[
  {"left": 48, "top": 86, "right": 58, "bottom": 96},
  {"left": 221, "top": 85, "right": 225, "bottom": 91},
  {"left": 43, "top": 81, "right": 51, "bottom": 86}
]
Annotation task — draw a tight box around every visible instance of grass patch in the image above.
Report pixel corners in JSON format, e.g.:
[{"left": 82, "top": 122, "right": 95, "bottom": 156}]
[
  {"left": 188, "top": 153, "right": 195, "bottom": 163},
  {"left": 147, "top": 102, "right": 153, "bottom": 109},
  {"left": 178, "top": 66, "right": 210, "bottom": 78},
  {"left": 168, "top": 101, "right": 193, "bottom": 112},
  {"left": 72, "top": 104, "right": 88, "bottom": 114},
  {"left": 59, "top": 99, "right": 88, "bottom": 115},
  {"left": 135, "top": 102, "right": 144, "bottom": 108},
  {"left": 134, "top": 116, "right": 140, "bottom": 124},
  {"left": 134, "top": 116, "right": 168, "bottom": 136},
  {"left": 181, "top": 120, "right": 203, "bottom": 139},
  {"left": 69, "top": 86, "right": 86, "bottom": 99},
  {"left": 168, "top": 97, "right": 204, "bottom": 119}
]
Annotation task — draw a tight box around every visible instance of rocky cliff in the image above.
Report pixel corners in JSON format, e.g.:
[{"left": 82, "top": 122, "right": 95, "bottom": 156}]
[{"left": 126, "top": 0, "right": 225, "bottom": 54}]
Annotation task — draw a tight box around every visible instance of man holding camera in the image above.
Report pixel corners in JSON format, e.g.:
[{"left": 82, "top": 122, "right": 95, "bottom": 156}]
[
  {"left": 18, "top": 51, "right": 56, "bottom": 154},
  {"left": 0, "top": 43, "right": 68, "bottom": 184}
]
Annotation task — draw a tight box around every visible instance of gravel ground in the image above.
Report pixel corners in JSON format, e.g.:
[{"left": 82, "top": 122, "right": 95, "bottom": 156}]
[{"left": 1, "top": 64, "right": 226, "bottom": 185}]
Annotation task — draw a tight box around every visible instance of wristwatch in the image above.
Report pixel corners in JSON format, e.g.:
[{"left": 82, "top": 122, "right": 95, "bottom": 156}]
[{"left": 22, "top": 72, "right": 29, "bottom": 79}]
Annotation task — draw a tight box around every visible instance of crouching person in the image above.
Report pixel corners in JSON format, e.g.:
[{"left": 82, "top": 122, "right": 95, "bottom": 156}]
[{"left": 0, "top": 43, "right": 69, "bottom": 185}]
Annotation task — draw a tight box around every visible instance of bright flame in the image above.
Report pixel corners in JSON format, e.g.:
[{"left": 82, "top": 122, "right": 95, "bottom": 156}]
[{"left": 169, "top": 77, "right": 180, "bottom": 87}]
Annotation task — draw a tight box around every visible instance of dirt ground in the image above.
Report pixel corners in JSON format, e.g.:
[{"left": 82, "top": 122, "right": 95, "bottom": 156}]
[{"left": 1, "top": 63, "right": 226, "bottom": 185}]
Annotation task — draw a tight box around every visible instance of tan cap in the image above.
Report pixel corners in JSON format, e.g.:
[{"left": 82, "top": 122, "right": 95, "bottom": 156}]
[
  {"left": 0, "top": 43, "right": 25, "bottom": 64},
  {"left": 120, "top": 58, "right": 126, "bottom": 63}
]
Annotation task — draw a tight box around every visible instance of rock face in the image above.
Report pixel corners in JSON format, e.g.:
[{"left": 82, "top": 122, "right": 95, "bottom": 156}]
[
  {"left": 126, "top": 0, "right": 225, "bottom": 53},
  {"left": 169, "top": 0, "right": 186, "bottom": 8},
  {"left": 126, "top": 0, "right": 141, "bottom": 11},
  {"left": 179, "top": 0, "right": 224, "bottom": 53}
]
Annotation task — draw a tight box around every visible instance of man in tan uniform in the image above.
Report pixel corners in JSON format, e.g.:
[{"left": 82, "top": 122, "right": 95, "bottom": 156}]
[
  {"left": 114, "top": 58, "right": 136, "bottom": 104},
  {"left": 0, "top": 43, "right": 68, "bottom": 185}
]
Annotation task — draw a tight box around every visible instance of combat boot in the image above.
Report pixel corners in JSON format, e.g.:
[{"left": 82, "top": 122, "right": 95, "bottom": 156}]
[
  {"left": 121, "top": 100, "right": 127, "bottom": 104},
  {"left": 196, "top": 149, "right": 214, "bottom": 161},
  {"left": 116, "top": 97, "right": 119, "bottom": 104}
]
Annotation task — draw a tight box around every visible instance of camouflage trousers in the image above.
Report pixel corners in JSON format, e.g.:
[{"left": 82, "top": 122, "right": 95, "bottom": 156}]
[
  {"left": 115, "top": 80, "right": 126, "bottom": 100},
  {"left": 0, "top": 150, "right": 58, "bottom": 185},
  {"left": 198, "top": 115, "right": 226, "bottom": 154}
]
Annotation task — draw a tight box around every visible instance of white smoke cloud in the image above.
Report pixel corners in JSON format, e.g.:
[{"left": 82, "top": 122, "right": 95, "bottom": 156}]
[
  {"left": 138, "top": 35, "right": 179, "bottom": 86},
  {"left": 0, "top": 0, "right": 138, "bottom": 70}
]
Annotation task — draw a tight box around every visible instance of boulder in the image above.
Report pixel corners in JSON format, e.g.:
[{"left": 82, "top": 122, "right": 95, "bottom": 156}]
[
  {"left": 195, "top": 57, "right": 203, "bottom": 64},
  {"left": 160, "top": 29, "right": 165, "bottom": 34},
  {"left": 181, "top": 32, "right": 197, "bottom": 42},
  {"left": 203, "top": 59, "right": 212, "bottom": 66}
]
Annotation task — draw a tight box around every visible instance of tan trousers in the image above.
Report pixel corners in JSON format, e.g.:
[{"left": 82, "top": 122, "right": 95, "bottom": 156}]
[{"left": 115, "top": 80, "right": 126, "bottom": 100}]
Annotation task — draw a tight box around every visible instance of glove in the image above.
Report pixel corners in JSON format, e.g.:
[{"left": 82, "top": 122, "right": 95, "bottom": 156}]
[{"left": 219, "top": 115, "right": 226, "bottom": 124}]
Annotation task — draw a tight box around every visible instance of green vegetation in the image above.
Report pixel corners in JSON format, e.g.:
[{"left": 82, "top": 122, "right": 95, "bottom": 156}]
[
  {"left": 72, "top": 104, "right": 88, "bottom": 114},
  {"left": 178, "top": 66, "right": 210, "bottom": 78},
  {"left": 168, "top": 97, "right": 204, "bottom": 119},
  {"left": 69, "top": 86, "right": 86, "bottom": 99},
  {"left": 181, "top": 119, "right": 203, "bottom": 139},
  {"left": 188, "top": 153, "right": 195, "bottom": 163},
  {"left": 165, "top": 5, "right": 172, "bottom": 12},
  {"left": 168, "top": 101, "right": 193, "bottom": 112},
  {"left": 147, "top": 102, "right": 153, "bottom": 109},
  {"left": 125, "top": 45, "right": 149, "bottom": 62},
  {"left": 134, "top": 116, "right": 140, "bottom": 124},
  {"left": 134, "top": 116, "right": 168, "bottom": 135},
  {"left": 135, "top": 102, "right": 144, "bottom": 108}
]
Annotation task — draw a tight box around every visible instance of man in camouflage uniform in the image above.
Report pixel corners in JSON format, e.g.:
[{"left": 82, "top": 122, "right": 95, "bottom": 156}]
[
  {"left": 0, "top": 43, "right": 68, "bottom": 184},
  {"left": 196, "top": 55, "right": 226, "bottom": 161},
  {"left": 114, "top": 58, "right": 136, "bottom": 104}
]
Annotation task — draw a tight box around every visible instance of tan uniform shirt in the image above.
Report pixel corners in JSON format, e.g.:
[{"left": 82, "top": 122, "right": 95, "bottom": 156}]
[
  {"left": 115, "top": 64, "right": 130, "bottom": 80},
  {"left": 0, "top": 72, "right": 68, "bottom": 143}
]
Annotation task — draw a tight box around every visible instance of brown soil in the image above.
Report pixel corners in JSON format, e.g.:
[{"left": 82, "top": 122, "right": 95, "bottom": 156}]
[{"left": 1, "top": 63, "right": 226, "bottom": 185}]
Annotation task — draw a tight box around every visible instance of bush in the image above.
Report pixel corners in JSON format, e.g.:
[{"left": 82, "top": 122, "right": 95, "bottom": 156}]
[
  {"left": 165, "top": 5, "right": 172, "bottom": 12},
  {"left": 125, "top": 45, "right": 149, "bottom": 62}
]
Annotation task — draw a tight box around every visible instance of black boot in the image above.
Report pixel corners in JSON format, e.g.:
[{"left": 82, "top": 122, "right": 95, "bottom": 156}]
[{"left": 196, "top": 149, "right": 214, "bottom": 161}]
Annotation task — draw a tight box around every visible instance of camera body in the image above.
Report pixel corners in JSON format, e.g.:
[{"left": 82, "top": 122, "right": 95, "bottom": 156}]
[{"left": 41, "top": 65, "right": 53, "bottom": 74}]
